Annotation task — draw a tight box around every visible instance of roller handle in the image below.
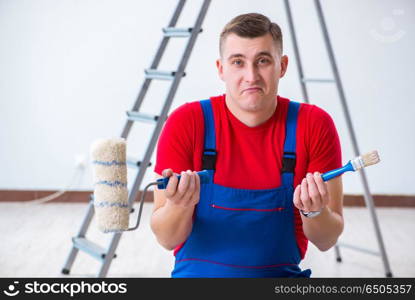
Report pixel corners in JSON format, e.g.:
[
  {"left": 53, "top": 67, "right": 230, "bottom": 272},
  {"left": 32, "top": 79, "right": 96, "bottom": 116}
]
[{"left": 156, "top": 170, "right": 211, "bottom": 189}]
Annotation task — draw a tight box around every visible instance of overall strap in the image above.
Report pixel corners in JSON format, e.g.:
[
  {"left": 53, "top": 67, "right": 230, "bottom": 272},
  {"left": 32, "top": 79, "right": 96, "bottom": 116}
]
[
  {"left": 281, "top": 101, "right": 301, "bottom": 187},
  {"left": 200, "top": 99, "right": 217, "bottom": 182}
]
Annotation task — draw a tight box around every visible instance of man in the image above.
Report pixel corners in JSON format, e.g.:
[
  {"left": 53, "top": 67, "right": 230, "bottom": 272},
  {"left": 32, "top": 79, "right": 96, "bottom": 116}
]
[{"left": 151, "top": 13, "right": 344, "bottom": 278}]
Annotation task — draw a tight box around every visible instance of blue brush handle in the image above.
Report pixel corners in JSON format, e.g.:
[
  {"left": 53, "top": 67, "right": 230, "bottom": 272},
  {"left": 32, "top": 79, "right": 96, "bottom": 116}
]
[
  {"left": 321, "top": 161, "right": 354, "bottom": 181},
  {"left": 156, "top": 170, "right": 211, "bottom": 189}
]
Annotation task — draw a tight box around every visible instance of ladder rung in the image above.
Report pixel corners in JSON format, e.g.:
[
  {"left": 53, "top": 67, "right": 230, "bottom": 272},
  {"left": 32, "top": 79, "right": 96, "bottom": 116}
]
[
  {"left": 302, "top": 78, "right": 335, "bottom": 83},
  {"left": 126, "top": 111, "right": 159, "bottom": 123},
  {"left": 126, "top": 157, "right": 152, "bottom": 169},
  {"left": 162, "top": 27, "right": 202, "bottom": 37},
  {"left": 72, "top": 237, "right": 115, "bottom": 261},
  {"left": 144, "top": 69, "right": 185, "bottom": 80}
]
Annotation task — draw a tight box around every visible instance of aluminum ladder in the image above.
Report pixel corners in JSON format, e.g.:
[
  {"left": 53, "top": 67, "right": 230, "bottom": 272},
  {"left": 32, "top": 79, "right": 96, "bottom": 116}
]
[
  {"left": 283, "top": 0, "right": 392, "bottom": 277},
  {"left": 61, "top": 0, "right": 211, "bottom": 277}
]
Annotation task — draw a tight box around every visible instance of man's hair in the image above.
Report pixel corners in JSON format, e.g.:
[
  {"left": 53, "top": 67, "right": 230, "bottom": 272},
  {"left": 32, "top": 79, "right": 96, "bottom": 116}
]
[{"left": 219, "top": 13, "right": 283, "bottom": 56}]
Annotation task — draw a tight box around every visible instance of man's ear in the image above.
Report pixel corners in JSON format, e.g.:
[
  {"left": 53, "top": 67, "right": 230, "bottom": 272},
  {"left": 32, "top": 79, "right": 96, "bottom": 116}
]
[
  {"left": 216, "top": 58, "right": 225, "bottom": 81},
  {"left": 279, "top": 55, "right": 289, "bottom": 78}
]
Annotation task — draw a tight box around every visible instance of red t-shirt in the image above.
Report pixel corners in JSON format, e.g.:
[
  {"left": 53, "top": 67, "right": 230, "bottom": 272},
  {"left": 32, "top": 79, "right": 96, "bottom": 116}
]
[{"left": 154, "top": 94, "right": 342, "bottom": 259}]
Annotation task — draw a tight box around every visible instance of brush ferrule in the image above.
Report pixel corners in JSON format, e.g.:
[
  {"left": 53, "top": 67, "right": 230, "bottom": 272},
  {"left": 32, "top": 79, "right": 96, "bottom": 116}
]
[{"left": 351, "top": 156, "right": 364, "bottom": 170}]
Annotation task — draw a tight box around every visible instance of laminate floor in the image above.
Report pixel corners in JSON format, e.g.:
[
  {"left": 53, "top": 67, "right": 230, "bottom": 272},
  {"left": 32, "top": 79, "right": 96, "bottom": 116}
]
[{"left": 0, "top": 202, "right": 413, "bottom": 278}]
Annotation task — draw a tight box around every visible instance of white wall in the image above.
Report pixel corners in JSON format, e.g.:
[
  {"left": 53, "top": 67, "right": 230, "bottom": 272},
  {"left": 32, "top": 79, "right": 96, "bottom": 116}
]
[{"left": 0, "top": 0, "right": 414, "bottom": 195}]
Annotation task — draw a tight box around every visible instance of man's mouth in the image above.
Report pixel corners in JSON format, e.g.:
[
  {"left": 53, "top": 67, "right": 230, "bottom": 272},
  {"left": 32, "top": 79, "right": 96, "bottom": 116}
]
[{"left": 243, "top": 87, "right": 262, "bottom": 93}]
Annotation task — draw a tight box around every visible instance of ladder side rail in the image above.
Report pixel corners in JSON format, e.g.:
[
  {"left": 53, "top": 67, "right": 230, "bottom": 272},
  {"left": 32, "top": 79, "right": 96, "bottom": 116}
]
[
  {"left": 61, "top": 199, "right": 95, "bottom": 274},
  {"left": 314, "top": 0, "right": 392, "bottom": 277},
  {"left": 99, "top": 0, "right": 191, "bottom": 277},
  {"left": 98, "top": 233, "right": 122, "bottom": 277},
  {"left": 283, "top": 0, "right": 310, "bottom": 104},
  {"left": 126, "top": 0, "right": 212, "bottom": 208},
  {"left": 121, "top": 0, "right": 187, "bottom": 139}
]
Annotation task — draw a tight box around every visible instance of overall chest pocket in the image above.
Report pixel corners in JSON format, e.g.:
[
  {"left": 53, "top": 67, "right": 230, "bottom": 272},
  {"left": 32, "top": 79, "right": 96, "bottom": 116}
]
[
  {"left": 207, "top": 185, "right": 294, "bottom": 235},
  {"left": 209, "top": 185, "right": 291, "bottom": 212}
]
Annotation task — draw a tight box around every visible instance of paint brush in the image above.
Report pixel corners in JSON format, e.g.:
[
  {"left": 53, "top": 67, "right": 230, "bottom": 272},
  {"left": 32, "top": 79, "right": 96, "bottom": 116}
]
[{"left": 321, "top": 150, "right": 380, "bottom": 181}]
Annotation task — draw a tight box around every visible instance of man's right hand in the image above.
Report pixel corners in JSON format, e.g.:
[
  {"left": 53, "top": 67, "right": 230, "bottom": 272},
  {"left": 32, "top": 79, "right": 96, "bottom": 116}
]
[
  {"left": 161, "top": 168, "right": 201, "bottom": 209},
  {"left": 151, "top": 168, "right": 201, "bottom": 250}
]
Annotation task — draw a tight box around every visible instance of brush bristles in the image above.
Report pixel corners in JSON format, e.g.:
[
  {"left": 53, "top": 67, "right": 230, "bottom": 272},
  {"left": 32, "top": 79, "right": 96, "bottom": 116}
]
[{"left": 361, "top": 150, "right": 380, "bottom": 167}]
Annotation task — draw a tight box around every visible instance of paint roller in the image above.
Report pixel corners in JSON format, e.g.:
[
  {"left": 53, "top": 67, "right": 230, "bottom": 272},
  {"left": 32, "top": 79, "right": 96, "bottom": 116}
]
[
  {"left": 91, "top": 138, "right": 130, "bottom": 233},
  {"left": 90, "top": 138, "right": 211, "bottom": 233}
]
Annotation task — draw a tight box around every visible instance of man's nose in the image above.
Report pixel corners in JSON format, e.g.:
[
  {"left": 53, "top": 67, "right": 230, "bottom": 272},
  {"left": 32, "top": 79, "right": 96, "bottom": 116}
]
[{"left": 244, "top": 64, "right": 260, "bottom": 83}]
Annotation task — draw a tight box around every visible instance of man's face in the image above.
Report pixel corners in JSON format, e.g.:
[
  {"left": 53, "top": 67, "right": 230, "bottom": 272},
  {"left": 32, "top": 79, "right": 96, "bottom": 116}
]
[{"left": 216, "top": 33, "right": 288, "bottom": 113}]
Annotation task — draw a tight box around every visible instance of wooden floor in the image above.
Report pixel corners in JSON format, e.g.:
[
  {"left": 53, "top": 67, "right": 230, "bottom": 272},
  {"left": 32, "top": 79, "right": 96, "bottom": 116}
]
[{"left": 1, "top": 202, "right": 414, "bottom": 278}]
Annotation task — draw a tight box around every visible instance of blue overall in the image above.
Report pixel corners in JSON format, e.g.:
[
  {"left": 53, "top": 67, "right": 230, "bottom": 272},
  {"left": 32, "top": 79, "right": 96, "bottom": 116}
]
[{"left": 172, "top": 99, "right": 311, "bottom": 278}]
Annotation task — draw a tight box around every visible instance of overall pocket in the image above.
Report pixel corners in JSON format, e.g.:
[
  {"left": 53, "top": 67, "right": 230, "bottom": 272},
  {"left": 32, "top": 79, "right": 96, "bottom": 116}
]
[{"left": 203, "top": 185, "right": 297, "bottom": 266}]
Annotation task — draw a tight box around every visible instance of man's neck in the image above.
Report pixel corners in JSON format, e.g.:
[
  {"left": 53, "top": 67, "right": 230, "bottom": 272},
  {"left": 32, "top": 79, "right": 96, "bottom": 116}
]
[{"left": 225, "top": 95, "right": 278, "bottom": 127}]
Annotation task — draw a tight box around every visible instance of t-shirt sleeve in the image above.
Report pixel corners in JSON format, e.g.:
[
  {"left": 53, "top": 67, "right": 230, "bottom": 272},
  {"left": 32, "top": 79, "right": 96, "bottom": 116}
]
[
  {"left": 306, "top": 105, "right": 342, "bottom": 174},
  {"left": 154, "top": 103, "right": 197, "bottom": 176}
]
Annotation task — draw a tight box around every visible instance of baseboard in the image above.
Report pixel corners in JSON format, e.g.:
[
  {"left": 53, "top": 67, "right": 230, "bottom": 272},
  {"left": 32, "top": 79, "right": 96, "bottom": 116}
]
[
  {"left": 0, "top": 190, "right": 414, "bottom": 207},
  {"left": 0, "top": 190, "right": 149, "bottom": 205}
]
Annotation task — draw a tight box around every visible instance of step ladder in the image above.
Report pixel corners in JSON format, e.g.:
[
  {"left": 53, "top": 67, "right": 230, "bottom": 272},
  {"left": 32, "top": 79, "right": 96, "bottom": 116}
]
[
  {"left": 62, "top": 0, "right": 211, "bottom": 277},
  {"left": 283, "top": 0, "right": 393, "bottom": 277}
]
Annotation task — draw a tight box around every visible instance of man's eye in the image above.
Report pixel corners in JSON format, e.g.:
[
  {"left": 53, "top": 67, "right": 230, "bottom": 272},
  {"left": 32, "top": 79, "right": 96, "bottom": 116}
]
[
  {"left": 258, "top": 58, "right": 270, "bottom": 64},
  {"left": 232, "top": 60, "right": 243, "bottom": 66}
]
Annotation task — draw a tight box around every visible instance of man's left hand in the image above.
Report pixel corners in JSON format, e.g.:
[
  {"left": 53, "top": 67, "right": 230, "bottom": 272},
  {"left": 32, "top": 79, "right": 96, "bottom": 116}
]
[{"left": 293, "top": 172, "right": 329, "bottom": 212}]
